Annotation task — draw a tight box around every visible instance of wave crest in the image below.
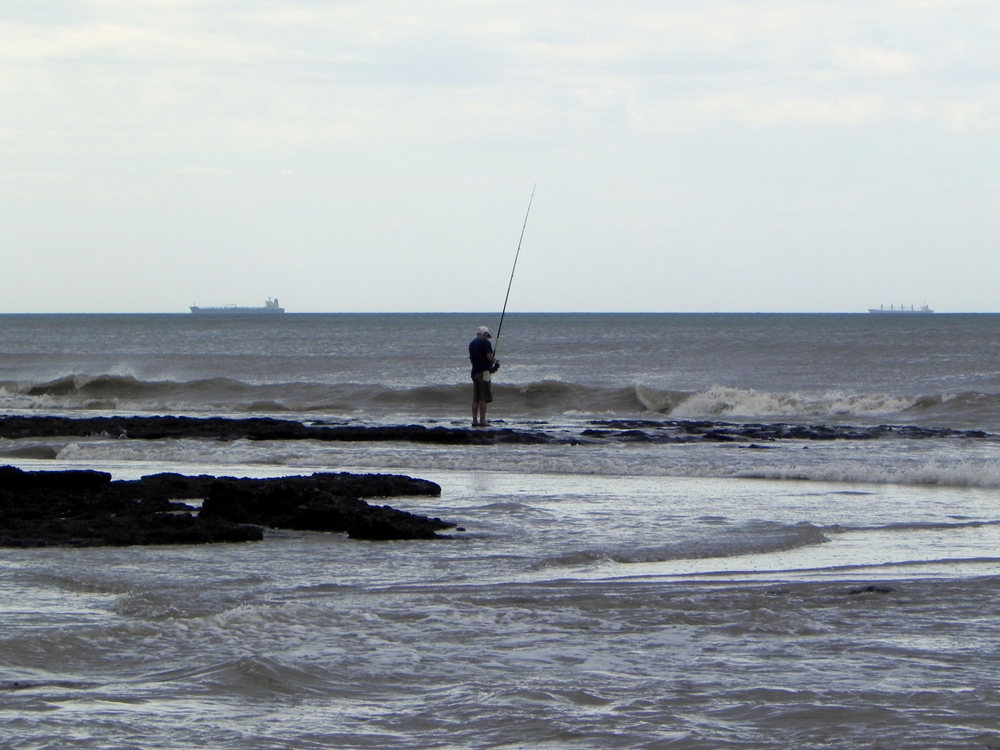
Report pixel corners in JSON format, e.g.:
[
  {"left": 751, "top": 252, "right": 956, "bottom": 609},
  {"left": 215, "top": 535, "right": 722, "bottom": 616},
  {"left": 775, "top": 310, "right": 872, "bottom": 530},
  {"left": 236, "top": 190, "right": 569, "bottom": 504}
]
[
  {"left": 3, "top": 374, "right": 999, "bottom": 426},
  {"left": 536, "top": 522, "right": 828, "bottom": 569}
]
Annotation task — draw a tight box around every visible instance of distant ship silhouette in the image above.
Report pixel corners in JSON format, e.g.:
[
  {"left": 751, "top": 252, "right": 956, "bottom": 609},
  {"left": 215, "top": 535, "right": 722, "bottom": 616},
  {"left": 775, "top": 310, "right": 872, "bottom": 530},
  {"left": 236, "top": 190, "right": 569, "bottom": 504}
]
[
  {"left": 868, "top": 304, "right": 933, "bottom": 314},
  {"left": 190, "top": 298, "right": 285, "bottom": 314}
]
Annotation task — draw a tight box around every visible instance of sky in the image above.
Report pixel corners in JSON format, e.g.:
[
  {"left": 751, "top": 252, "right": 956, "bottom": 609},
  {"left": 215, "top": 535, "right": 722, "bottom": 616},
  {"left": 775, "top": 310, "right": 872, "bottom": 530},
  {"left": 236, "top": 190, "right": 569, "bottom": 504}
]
[{"left": 1, "top": 0, "right": 998, "bottom": 313}]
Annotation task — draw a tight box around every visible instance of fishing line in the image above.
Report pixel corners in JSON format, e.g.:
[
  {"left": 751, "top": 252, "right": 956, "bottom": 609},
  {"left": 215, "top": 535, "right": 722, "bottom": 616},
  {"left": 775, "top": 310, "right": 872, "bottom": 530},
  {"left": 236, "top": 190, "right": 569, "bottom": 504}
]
[{"left": 494, "top": 183, "right": 536, "bottom": 357}]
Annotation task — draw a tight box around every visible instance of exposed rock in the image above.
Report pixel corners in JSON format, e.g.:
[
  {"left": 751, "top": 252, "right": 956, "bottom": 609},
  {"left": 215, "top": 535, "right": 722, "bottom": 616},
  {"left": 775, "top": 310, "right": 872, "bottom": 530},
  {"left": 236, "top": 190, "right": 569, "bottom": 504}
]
[
  {"left": 848, "top": 585, "right": 895, "bottom": 595},
  {"left": 199, "top": 473, "right": 449, "bottom": 540},
  {"left": 0, "top": 466, "right": 450, "bottom": 547},
  {"left": 0, "top": 416, "right": 553, "bottom": 445},
  {"left": 0, "top": 414, "right": 990, "bottom": 449}
]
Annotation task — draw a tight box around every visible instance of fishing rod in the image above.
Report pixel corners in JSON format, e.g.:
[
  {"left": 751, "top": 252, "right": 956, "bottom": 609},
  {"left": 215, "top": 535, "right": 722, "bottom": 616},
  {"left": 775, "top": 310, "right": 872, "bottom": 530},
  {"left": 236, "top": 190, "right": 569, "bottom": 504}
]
[{"left": 494, "top": 183, "right": 536, "bottom": 357}]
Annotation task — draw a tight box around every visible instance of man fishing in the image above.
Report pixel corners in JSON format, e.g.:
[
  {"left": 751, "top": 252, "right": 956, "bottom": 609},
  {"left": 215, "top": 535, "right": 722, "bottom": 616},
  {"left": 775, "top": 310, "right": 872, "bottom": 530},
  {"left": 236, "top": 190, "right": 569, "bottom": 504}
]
[
  {"left": 469, "top": 326, "right": 499, "bottom": 427},
  {"left": 469, "top": 184, "right": 534, "bottom": 428}
]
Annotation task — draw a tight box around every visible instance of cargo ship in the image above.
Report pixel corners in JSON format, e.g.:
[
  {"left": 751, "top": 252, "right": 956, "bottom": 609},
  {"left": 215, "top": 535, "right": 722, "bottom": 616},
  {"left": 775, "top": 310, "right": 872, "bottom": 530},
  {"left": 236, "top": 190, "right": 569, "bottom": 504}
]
[
  {"left": 190, "top": 298, "right": 285, "bottom": 315},
  {"left": 868, "top": 304, "right": 933, "bottom": 314}
]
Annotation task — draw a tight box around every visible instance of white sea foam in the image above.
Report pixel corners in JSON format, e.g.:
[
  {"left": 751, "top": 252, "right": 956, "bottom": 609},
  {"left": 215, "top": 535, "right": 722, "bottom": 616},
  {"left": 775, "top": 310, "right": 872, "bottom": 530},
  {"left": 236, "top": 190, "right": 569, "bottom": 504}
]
[
  {"left": 660, "top": 385, "right": 917, "bottom": 420},
  {"left": 734, "top": 459, "right": 1000, "bottom": 488}
]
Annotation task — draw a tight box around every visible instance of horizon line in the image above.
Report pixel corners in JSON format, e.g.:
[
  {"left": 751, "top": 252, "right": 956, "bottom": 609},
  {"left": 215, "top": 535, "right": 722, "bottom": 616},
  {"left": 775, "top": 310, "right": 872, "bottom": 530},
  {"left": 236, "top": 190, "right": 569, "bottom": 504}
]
[{"left": 4, "top": 310, "right": 995, "bottom": 316}]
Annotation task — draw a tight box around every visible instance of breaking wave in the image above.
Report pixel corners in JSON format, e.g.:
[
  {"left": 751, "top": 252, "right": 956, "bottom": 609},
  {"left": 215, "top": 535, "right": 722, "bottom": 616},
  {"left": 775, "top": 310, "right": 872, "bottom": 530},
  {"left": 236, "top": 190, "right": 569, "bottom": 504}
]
[
  {"left": 0, "top": 375, "right": 640, "bottom": 416},
  {"left": 733, "top": 461, "right": 1000, "bottom": 488},
  {"left": 2, "top": 374, "right": 999, "bottom": 428},
  {"left": 831, "top": 519, "right": 1000, "bottom": 533},
  {"left": 535, "top": 522, "right": 829, "bottom": 569},
  {"left": 645, "top": 385, "right": 918, "bottom": 419}
]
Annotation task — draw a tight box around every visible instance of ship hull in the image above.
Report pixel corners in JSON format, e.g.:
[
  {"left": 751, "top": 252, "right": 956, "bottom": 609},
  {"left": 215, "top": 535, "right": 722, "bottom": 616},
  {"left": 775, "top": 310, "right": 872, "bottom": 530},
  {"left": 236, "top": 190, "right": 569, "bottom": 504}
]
[
  {"left": 868, "top": 305, "right": 933, "bottom": 314},
  {"left": 190, "top": 307, "right": 285, "bottom": 315}
]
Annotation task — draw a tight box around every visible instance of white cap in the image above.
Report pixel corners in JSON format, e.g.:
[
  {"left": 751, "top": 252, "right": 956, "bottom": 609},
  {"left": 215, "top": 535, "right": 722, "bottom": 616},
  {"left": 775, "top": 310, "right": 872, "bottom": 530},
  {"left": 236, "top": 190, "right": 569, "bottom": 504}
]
[{"left": 476, "top": 326, "right": 492, "bottom": 337}]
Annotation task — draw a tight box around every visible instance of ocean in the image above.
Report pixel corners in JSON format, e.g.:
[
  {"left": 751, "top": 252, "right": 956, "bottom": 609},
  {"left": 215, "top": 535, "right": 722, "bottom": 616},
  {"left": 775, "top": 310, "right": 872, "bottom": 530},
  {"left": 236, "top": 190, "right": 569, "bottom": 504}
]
[{"left": 1, "top": 312, "right": 999, "bottom": 749}]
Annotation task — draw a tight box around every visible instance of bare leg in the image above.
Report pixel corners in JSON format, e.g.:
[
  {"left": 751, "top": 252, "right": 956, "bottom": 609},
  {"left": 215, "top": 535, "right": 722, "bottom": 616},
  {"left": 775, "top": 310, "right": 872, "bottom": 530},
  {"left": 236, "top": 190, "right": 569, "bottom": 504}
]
[
  {"left": 472, "top": 402, "right": 480, "bottom": 426},
  {"left": 477, "top": 402, "right": 488, "bottom": 426}
]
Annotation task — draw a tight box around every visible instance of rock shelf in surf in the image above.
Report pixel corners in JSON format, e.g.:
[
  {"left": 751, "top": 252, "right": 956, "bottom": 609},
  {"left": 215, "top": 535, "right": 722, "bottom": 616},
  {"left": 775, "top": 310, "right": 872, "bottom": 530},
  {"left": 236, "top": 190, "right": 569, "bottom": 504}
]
[
  {"left": 0, "top": 467, "right": 450, "bottom": 547},
  {"left": 0, "top": 415, "right": 552, "bottom": 445},
  {"left": 0, "top": 414, "right": 990, "bottom": 447},
  {"left": 583, "top": 419, "right": 991, "bottom": 442}
]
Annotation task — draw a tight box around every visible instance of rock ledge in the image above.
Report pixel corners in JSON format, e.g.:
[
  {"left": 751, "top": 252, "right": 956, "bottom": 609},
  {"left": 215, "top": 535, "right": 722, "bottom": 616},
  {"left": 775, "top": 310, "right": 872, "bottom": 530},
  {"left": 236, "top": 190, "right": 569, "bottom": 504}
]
[{"left": 0, "top": 467, "right": 449, "bottom": 547}]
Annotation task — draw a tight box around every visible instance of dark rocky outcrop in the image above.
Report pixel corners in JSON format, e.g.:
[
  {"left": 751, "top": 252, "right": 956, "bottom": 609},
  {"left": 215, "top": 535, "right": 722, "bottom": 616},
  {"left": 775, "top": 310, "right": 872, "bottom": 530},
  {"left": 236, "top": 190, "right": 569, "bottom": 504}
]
[
  {"left": 0, "top": 414, "right": 989, "bottom": 448},
  {"left": 0, "top": 416, "right": 553, "bottom": 445},
  {"left": 198, "top": 473, "right": 449, "bottom": 540},
  {"left": 848, "top": 585, "right": 895, "bottom": 595},
  {"left": 585, "top": 419, "right": 991, "bottom": 443},
  {"left": 0, "top": 466, "right": 450, "bottom": 547}
]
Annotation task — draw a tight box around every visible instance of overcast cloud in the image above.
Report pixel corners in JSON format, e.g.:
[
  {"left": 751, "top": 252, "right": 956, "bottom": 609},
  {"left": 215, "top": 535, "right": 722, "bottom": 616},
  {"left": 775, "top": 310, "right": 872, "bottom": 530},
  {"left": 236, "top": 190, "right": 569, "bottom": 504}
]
[{"left": 1, "top": 0, "right": 997, "bottom": 312}]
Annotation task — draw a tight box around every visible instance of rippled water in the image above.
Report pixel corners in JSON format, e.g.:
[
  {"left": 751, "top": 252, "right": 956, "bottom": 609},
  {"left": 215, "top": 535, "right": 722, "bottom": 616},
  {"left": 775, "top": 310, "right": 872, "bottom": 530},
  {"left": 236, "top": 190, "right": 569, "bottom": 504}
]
[
  {"left": 3, "top": 470, "right": 1000, "bottom": 748},
  {"left": 2, "top": 314, "right": 1000, "bottom": 748},
  {"left": 3, "top": 312, "right": 1000, "bottom": 427}
]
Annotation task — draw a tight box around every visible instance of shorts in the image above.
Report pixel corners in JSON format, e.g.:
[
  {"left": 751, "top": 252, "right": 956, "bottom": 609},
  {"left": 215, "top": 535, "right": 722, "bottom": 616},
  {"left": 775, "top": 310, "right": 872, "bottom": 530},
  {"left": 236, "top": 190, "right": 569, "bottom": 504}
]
[{"left": 472, "top": 372, "right": 493, "bottom": 403}]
